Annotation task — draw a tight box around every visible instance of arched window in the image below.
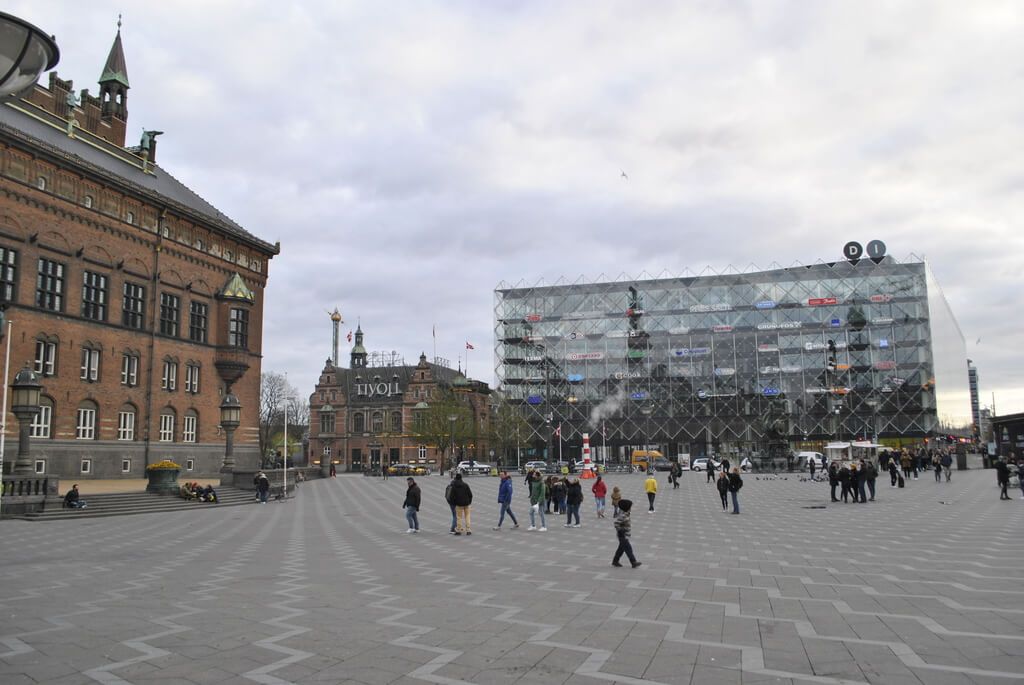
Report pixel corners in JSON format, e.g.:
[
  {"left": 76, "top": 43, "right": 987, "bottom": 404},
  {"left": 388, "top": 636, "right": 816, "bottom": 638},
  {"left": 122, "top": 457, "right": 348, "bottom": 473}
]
[
  {"left": 118, "top": 403, "right": 136, "bottom": 441},
  {"left": 31, "top": 396, "right": 54, "bottom": 438},
  {"left": 76, "top": 400, "right": 98, "bottom": 439},
  {"left": 391, "top": 411, "right": 402, "bottom": 433},
  {"left": 371, "top": 411, "right": 383, "bottom": 433},
  {"left": 353, "top": 412, "right": 364, "bottom": 433},
  {"left": 159, "top": 407, "right": 176, "bottom": 442}
]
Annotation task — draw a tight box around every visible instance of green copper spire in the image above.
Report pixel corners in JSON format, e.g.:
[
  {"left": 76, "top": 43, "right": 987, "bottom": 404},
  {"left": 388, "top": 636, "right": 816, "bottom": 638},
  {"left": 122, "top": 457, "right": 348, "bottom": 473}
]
[{"left": 99, "top": 16, "right": 130, "bottom": 89}]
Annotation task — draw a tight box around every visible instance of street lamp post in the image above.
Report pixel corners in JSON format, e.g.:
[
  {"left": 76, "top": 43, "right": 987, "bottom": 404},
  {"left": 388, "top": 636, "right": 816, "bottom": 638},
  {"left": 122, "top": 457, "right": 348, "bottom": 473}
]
[
  {"left": 283, "top": 397, "right": 294, "bottom": 498},
  {"left": 640, "top": 402, "right": 653, "bottom": 471},
  {"left": 219, "top": 393, "right": 241, "bottom": 482},
  {"left": 0, "top": 12, "right": 60, "bottom": 97},
  {"left": 447, "top": 414, "right": 457, "bottom": 476},
  {"left": 10, "top": 365, "right": 42, "bottom": 474}
]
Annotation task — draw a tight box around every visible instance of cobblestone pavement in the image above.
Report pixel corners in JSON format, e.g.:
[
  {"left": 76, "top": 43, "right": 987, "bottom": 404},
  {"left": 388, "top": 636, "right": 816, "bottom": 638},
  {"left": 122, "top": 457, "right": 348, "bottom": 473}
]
[{"left": 1, "top": 468, "right": 1022, "bottom": 684}]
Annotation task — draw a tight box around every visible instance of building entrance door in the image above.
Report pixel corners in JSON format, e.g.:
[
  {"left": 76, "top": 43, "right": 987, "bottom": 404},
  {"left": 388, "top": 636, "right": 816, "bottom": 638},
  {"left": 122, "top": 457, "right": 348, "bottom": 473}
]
[{"left": 370, "top": 448, "right": 381, "bottom": 472}]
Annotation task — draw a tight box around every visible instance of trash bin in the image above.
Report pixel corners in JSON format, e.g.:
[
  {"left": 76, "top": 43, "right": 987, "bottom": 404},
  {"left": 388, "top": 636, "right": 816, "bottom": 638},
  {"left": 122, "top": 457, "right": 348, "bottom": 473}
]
[{"left": 956, "top": 452, "right": 968, "bottom": 470}]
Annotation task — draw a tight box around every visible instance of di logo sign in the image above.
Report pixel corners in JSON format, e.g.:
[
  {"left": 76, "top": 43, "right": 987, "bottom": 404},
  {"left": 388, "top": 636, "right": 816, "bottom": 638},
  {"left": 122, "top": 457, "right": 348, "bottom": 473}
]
[{"left": 843, "top": 240, "right": 887, "bottom": 261}]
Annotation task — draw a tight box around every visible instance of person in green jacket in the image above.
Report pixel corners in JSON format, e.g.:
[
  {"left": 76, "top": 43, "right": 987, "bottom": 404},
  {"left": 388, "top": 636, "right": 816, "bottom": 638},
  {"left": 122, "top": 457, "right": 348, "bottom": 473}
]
[{"left": 528, "top": 471, "right": 548, "bottom": 531}]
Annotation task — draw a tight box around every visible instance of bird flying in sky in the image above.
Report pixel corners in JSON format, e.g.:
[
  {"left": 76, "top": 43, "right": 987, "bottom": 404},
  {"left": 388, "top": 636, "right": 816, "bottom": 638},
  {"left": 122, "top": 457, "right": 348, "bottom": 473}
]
[{"left": 620, "top": 170, "right": 629, "bottom": 180}]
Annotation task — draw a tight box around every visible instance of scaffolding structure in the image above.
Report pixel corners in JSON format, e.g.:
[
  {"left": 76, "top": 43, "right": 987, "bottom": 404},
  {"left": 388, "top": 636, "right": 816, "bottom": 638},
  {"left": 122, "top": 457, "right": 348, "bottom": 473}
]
[{"left": 494, "top": 256, "right": 972, "bottom": 464}]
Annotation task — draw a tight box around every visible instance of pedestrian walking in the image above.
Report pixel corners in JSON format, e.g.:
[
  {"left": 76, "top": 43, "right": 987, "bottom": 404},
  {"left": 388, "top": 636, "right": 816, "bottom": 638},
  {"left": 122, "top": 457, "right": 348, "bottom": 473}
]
[
  {"left": 670, "top": 461, "right": 682, "bottom": 489},
  {"left": 493, "top": 471, "right": 519, "bottom": 530},
  {"left": 996, "top": 459, "right": 1011, "bottom": 500},
  {"left": 610, "top": 486, "right": 622, "bottom": 516},
  {"left": 809, "top": 458, "right": 816, "bottom": 481},
  {"left": 941, "top": 452, "right": 953, "bottom": 483},
  {"left": 716, "top": 470, "right": 729, "bottom": 511},
  {"left": 933, "top": 454, "right": 943, "bottom": 482},
  {"left": 591, "top": 475, "right": 607, "bottom": 518},
  {"left": 528, "top": 471, "right": 548, "bottom": 531},
  {"left": 901, "top": 451, "right": 912, "bottom": 481},
  {"left": 644, "top": 472, "right": 658, "bottom": 513},
  {"left": 611, "top": 499, "right": 641, "bottom": 568},
  {"left": 728, "top": 467, "right": 743, "bottom": 514},
  {"left": 329, "top": 462, "right": 336, "bottom": 477},
  {"left": 449, "top": 473, "right": 473, "bottom": 534},
  {"left": 403, "top": 478, "right": 421, "bottom": 533},
  {"left": 888, "top": 459, "right": 899, "bottom": 487},
  {"left": 706, "top": 460, "right": 715, "bottom": 483},
  {"left": 1017, "top": 461, "right": 1024, "bottom": 500},
  {"left": 565, "top": 478, "right": 583, "bottom": 527}
]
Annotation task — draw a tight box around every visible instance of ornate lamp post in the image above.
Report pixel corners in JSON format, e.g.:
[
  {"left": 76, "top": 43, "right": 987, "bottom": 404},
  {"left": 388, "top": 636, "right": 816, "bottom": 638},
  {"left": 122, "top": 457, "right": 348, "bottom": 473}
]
[
  {"left": 0, "top": 12, "right": 60, "bottom": 97},
  {"left": 10, "top": 365, "right": 42, "bottom": 474},
  {"left": 219, "top": 393, "right": 241, "bottom": 475},
  {"left": 447, "top": 414, "right": 457, "bottom": 475}
]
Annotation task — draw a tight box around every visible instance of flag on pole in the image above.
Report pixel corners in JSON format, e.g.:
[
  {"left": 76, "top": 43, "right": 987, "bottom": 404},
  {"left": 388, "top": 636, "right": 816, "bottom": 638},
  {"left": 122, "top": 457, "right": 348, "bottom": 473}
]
[
  {"left": 554, "top": 423, "right": 561, "bottom": 438},
  {"left": 346, "top": 331, "right": 352, "bottom": 342},
  {"left": 465, "top": 341, "right": 475, "bottom": 350}
]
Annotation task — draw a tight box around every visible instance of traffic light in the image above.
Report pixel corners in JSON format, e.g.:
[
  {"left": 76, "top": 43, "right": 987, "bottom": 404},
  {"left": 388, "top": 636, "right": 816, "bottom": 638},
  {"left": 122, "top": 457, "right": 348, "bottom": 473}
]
[{"left": 826, "top": 339, "right": 837, "bottom": 372}]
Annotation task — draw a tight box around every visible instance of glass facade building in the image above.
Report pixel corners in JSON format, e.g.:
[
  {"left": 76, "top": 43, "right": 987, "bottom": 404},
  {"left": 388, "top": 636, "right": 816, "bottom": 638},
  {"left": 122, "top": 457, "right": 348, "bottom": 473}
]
[{"left": 494, "top": 258, "right": 972, "bottom": 463}]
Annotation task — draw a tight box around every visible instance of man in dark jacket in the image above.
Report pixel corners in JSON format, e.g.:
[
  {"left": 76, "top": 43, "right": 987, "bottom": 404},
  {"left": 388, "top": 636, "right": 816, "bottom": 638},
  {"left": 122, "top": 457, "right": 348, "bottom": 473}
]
[
  {"left": 403, "top": 478, "right": 421, "bottom": 533},
  {"left": 255, "top": 471, "right": 271, "bottom": 504},
  {"left": 449, "top": 473, "right": 473, "bottom": 535},
  {"left": 996, "top": 459, "right": 1011, "bottom": 500},
  {"left": 828, "top": 462, "right": 840, "bottom": 501},
  {"left": 565, "top": 478, "right": 583, "bottom": 527}
]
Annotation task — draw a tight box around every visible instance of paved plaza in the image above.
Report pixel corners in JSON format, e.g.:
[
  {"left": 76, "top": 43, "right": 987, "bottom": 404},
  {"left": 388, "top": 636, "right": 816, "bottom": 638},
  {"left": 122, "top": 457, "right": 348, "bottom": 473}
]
[{"left": 1, "top": 468, "right": 1022, "bottom": 685}]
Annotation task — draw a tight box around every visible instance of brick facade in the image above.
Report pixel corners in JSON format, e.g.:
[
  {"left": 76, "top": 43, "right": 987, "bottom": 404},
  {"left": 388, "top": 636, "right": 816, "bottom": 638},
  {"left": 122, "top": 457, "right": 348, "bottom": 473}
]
[
  {"left": 309, "top": 330, "right": 491, "bottom": 473},
  {"left": 0, "top": 30, "right": 277, "bottom": 479}
]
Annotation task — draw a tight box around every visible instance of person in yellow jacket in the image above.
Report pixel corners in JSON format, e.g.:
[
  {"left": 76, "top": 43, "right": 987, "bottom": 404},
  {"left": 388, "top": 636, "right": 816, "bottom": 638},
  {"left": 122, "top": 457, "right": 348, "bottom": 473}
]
[{"left": 644, "top": 472, "right": 658, "bottom": 513}]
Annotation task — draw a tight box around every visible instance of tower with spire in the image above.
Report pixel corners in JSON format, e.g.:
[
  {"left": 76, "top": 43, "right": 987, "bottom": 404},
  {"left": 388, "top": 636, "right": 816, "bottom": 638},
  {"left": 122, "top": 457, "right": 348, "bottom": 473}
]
[
  {"left": 98, "top": 16, "right": 129, "bottom": 132},
  {"left": 350, "top": 325, "right": 367, "bottom": 368}
]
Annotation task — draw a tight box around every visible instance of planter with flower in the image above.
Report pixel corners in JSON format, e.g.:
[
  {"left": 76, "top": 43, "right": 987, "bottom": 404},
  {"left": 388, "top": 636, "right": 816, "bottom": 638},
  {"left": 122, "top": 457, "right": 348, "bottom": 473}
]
[{"left": 146, "top": 460, "right": 181, "bottom": 494}]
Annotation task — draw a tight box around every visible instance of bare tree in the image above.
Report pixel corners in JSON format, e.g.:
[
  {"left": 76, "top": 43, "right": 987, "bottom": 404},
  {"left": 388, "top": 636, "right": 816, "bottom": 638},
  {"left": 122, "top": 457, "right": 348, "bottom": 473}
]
[{"left": 259, "top": 371, "right": 291, "bottom": 461}]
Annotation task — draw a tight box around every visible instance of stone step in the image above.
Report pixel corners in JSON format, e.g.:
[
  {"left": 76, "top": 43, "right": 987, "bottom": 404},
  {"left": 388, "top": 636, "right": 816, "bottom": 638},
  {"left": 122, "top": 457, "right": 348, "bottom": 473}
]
[{"left": 18, "top": 486, "right": 258, "bottom": 521}]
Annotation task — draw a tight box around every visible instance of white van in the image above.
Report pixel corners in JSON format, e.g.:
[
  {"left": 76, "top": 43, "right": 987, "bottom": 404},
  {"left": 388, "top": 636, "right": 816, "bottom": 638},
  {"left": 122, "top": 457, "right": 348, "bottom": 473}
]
[{"left": 797, "top": 451, "right": 825, "bottom": 470}]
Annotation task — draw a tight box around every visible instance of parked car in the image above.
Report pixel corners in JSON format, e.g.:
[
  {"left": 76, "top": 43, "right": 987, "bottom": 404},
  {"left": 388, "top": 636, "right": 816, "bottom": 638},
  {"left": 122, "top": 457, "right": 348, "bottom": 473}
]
[
  {"left": 690, "top": 457, "right": 721, "bottom": 472},
  {"left": 547, "top": 461, "right": 571, "bottom": 474},
  {"left": 652, "top": 458, "right": 674, "bottom": 472},
  {"left": 457, "top": 460, "right": 493, "bottom": 475},
  {"left": 522, "top": 460, "right": 548, "bottom": 473}
]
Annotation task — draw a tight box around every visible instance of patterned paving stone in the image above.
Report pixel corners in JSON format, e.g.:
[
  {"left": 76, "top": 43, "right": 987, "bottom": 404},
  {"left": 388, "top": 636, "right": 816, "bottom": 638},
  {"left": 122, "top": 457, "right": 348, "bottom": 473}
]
[{"left": 0, "top": 468, "right": 1021, "bottom": 684}]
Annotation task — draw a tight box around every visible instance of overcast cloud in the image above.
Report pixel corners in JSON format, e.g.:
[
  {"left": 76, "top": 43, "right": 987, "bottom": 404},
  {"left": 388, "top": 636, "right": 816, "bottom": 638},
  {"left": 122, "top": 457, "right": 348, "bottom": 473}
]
[{"left": 12, "top": 1, "right": 1024, "bottom": 413}]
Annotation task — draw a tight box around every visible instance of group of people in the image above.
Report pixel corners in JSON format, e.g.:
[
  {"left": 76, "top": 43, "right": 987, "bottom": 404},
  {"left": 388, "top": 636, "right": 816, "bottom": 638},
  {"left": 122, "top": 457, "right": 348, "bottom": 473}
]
[
  {"left": 825, "top": 460, "right": 878, "bottom": 503},
  {"left": 179, "top": 482, "right": 218, "bottom": 502},
  {"left": 397, "top": 464, "right": 750, "bottom": 569},
  {"left": 713, "top": 468, "right": 745, "bottom": 513},
  {"left": 994, "top": 457, "right": 1024, "bottom": 500}
]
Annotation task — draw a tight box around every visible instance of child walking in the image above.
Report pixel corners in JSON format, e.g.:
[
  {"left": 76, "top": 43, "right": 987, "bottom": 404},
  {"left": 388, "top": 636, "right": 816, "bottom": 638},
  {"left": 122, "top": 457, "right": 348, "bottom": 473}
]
[
  {"left": 611, "top": 499, "right": 641, "bottom": 568},
  {"left": 610, "top": 486, "right": 622, "bottom": 516}
]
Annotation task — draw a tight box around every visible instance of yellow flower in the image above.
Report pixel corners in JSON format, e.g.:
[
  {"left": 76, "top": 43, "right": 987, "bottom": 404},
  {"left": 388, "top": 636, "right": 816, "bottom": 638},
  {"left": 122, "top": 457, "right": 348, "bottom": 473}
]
[{"left": 146, "top": 459, "right": 181, "bottom": 470}]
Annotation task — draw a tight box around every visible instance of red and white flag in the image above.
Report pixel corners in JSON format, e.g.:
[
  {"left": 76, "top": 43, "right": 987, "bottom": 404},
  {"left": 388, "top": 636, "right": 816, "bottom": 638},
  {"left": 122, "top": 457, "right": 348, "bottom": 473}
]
[
  {"left": 554, "top": 423, "right": 561, "bottom": 438},
  {"left": 465, "top": 341, "right": 475, "bottom": 350},
  {"left": 346, "top": 331, "right": 352, "bottom": 342}
]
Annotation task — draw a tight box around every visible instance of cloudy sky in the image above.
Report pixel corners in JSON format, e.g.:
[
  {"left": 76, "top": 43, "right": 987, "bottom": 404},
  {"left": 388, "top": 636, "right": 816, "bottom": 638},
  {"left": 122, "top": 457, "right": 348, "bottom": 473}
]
[{"left": 12, "top": 1, "right": 1024, "bottom": 414}]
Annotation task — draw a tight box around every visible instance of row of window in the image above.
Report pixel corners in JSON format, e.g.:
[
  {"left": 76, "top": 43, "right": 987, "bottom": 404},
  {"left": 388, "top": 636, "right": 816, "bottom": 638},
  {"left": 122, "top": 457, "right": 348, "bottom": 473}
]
[
  {"left": 31, "top": 399, "right": 201, "bottom": 442},
  {"left": 318, "top": 410, "right": 404, "bottom": 434},
  {"left": 2, "top": 248, "right": 249, "bottom": 347},
  {"left": 31, "top": 456, "right": 201, "bottom": 475},
  {"left": 34, "top": 340, "right": 201, "bottom": 393},
  {"left": 29, "top": 176, "right": 264, "bottom": 274}
]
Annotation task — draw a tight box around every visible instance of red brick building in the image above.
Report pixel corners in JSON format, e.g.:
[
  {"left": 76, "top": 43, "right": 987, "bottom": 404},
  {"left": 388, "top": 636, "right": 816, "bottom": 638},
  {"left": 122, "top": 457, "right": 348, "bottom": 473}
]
[
  {"left": 309, "top": 326, "right": 492, "bottom": 473},
  {"left": 0, "top": 25, "right": 278, "bottom": 479}
]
